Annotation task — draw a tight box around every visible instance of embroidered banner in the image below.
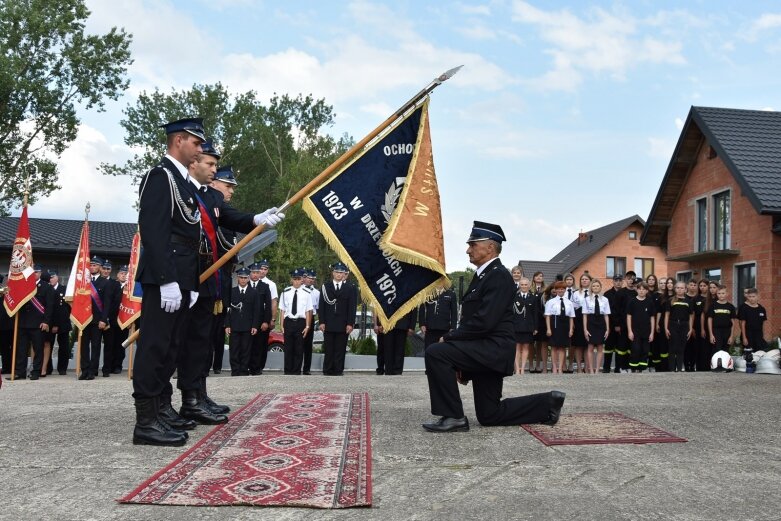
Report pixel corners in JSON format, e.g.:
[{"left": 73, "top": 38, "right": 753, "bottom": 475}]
[
  {"left": 4, "top": 206, "right": 38, "bottom": 316},
  {"left": 66, "top": 219, "right": 92, "bottom": 330},
  {"left": 117, "top": 231, "right": 143, "bottom": 329}
]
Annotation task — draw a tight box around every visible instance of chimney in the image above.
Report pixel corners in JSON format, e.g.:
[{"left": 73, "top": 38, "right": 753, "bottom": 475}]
[{"left": 577, "top": 232, "right": 588, "bottom": 244}]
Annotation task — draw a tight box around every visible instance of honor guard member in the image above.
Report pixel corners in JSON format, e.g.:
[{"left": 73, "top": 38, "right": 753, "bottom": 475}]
[
  {"left": 48, "top": 270, "right": 72, "bottom": 375},
  {"left": 422, "top": 222, "right": 565, "bottom": 433},
  {"left": 418, "top": 286, "right": 458, "bottom": 349},
  {"left": 209, "top": 165, "right": 239, "bottom": 374},
  {"left": 226, "top": 267, "right": 261, "bottom": 376},
  {"left": 279, "top": 268, "right": 313, "bottom": 375},
  {"left": 79, "top": 256, "right": 111, "bottom": 381},
  {"left": 302, "top": 268, "right": 320, "bottom": 375},
  {"left": 14, "top": 265, "right": 55, "bottom": 380},
  {"left": 248, "top": 260, "right": 277, "bottom": 374},
  {"left": 132, "top": 117, "right": 209, "bottom": 447},
  {"left": 100, "top": 259, "right": 121, "bottom": 377},
  {"left": 380, "top": 309, "right": 417, "bottom": 375},
  {"left": 318, "top": 262, "right": 357, "bottom": 376},
  {"left": 177, "top": 143, "right": 262, "bottom": 424},
  {"left": 110, "top": 265, "right": 130, "bottom": 374}
]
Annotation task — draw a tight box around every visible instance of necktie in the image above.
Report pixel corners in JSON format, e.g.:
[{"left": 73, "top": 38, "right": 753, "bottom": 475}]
[
  {"left": 560, "top": 297, "right": 565, "bottom": 315},
  {"left": 584, "top": 290, "right": 588, "bottom": 298},
  {"left": 252, "top": 281, "right": 256, "bottom": 288},
  {"left": 240, "top": 288, "right": 245, "bottom": 295},
  {"left": 594, "top": 296, "right": 600, "bottom": 314},
  {"left": 567, "top": 288, "right": 572, "bottom": 300},
  {"left": 292, "top": 289, "right": 298, "bottom": 315}
]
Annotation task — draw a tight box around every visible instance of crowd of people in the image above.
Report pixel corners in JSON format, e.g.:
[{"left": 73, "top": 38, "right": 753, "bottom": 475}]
[{"left": 508, "top": 269, "right": 771, "bottom": 375}]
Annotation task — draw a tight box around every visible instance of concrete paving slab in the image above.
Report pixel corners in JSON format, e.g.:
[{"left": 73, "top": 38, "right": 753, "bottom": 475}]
[{"left": 0, "top": 371, "right": 779, "bottom": 521}]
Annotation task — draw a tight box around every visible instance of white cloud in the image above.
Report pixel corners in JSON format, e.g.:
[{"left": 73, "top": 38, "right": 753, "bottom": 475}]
[
  {"left": 647, "top": 137, "right": 675, "bottom": 159},
  {"left": 458, "top": 3, "right": 491, "bottom": 16},
  {"left": 751, "top": 13, "right": 781, "bottom": 32},
  {"left": 675, "top": 117, "right": 685, "bottom": 130},
  {"left": 457, "top": 25, "right": 498, "bottom": 40}
]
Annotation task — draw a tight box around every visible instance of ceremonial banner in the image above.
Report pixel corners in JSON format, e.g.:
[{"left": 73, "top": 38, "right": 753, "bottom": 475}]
[
  {"left": 117, "top": 231, "right": 142, "bottom": 329},
  {"left": 66, "top": 220, "right": 92, "bottom": 330},
  {"left": 302, "top": 98, "right": 447, "bottom": 328},
  {"left": 4, "top": 207, "right": 37, "bottom": 316}
]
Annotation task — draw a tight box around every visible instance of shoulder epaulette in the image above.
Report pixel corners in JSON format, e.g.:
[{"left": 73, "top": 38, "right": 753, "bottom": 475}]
[{"left": 301, "top": 286, "right": 312, "bottom": 293}]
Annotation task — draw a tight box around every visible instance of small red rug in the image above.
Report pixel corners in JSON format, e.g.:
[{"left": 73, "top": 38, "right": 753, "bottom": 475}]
[
  {"left": 521, "top": 412, "right": 687, "bottom": 446},
  {"left": 119, "top": 393, "right": 372, "bottom": 508}
]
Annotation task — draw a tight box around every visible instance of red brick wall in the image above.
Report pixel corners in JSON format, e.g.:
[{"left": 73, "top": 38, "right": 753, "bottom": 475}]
[
  {"left": 570, "top": 222, "right": 672, "bottom": 284},
  {"left": 666, "top": 140, "right": 780, "bottom": 342}
]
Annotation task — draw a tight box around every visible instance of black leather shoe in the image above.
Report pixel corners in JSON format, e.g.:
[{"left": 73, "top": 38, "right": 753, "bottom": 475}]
[
  {"left": 78, "top": 372, "right": 88, "bottom": 380},
  {"left": 29, "top": 373, "right": 40, "bottom": 380},
  {"left": 422, "top": 416, "right": 470, "bottom": 433},
  {"left": 203, "top": 394, "right": 230, "bottom": 415},
  {"left": 542, "top": 391, "right": 566, "bottom": 426},
  {"left": 180, "top": 390, "right": 228, "bottom": 425},
  {"left": 213, "top": 369, "right": 221, "bottom": 374},
  {"left": 159, "top": 402, "right": 197, "bottom": 430},
  {"left": 134, "top": 397, "right": 187, "bottom": 447},
  {"left": 303, "top": 371, "right": 311, "bottom": 375},
  {"left": 86, "top": 373, "right": 95, "bottom": 380},
  {"left": 102, "top": 372, "right": 110, "bottom": 377},
  {"left": 111, "top": 368, "right": 122, "bottom": 374},
  {"left": 58, "top": 371, "right": 66, "bottom": 375}
]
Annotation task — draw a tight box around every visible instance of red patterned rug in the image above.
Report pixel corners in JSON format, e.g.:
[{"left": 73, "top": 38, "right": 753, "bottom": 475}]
[
  {"left": 521, "top": 412, "right": 687, "bottom": 446},
  {"left": 119, "top": 393, "right": 372, "bottom": 508}
]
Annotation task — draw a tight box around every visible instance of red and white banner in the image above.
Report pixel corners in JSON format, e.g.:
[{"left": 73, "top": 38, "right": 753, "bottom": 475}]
[
  {"left": 4, "top": 206, "right": 38, "bottom": 316},
  {"left": 117, "top": 231, "right": 142, "bottom": 329},
  {"left": 66, "top": 220, "right": 93, "bottom": 330}
]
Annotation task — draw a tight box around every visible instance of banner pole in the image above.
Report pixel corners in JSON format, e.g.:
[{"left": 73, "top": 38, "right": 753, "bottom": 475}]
[
  {"left": 75, "top": 329, "right": 82, "bottom": 378},
  {"left": 123, "top": 66, "right": 462, "bottom": 349},
  {"left": 10, "top": 315, "right": 19, "bottom": 381},
  {"left": 127, "top": 324, "right": 135, "bottom": 380}
]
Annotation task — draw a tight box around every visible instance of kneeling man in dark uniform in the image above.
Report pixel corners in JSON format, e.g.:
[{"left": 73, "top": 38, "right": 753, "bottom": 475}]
[{"left": 423, "top": 221, "right": 565, "bottom": 432}]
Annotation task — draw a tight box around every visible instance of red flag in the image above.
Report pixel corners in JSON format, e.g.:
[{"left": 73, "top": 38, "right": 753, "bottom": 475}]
[
  {"left": 117, "top": 231, "right": 142, "bottom": 329},
  {"left": 4, "top": 207, "right": 38, "bottom": 316},
  {"left": 66, "top": 220, "right": 93, "bottom": 330}
]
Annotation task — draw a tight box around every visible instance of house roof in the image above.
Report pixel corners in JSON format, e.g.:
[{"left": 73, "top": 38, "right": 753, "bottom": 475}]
[
  {"left": 642, "top": 106, "right": 781, "bottom": 245},
  {"left": 547, "top": 215, "right": 645, "bottom": 274},
  {"left": 0, "top": 217, "right": 136, "bottom": 256},
  {"left": 516, "top": 260, "right": 565, "bottom": 286}
]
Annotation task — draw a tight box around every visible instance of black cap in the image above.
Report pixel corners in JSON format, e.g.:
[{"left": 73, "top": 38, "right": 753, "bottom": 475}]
[
  {"left": 119, "top": 265, "right": 129, "bottom": 273},
  {"left": 200, "top": 138, "right": 221, "bottom": 158},
  {"left": 214, "top": 165, "right": 237, "bottom": 185},
  {"left": 160, "top": 117, "right": 206, "bottom": 141},
  {"left": 290, "top": 267, "right": 305, "bottom": 278},
  {"left": 236, "top": 267, "right": 250, "bottom": 277},
  {"left": 90, "top": 255, "right": 103, "bottom": 265},
  {"left": 612, "top": 274, "right": 623, "bottom": 281},
  {"left": 330, "top": 261, "right": 348, "bottom": 273},
  {"left": 467, "top": 221, "right": 506, "bottom": 243}
]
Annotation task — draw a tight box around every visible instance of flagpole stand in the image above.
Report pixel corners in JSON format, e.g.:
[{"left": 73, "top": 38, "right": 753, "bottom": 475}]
[
  {"left": 75, "top": 330, "right": 82, "bottom": 378},
  {"left": 10, "top": 315, "right": 19, "bottom": 381}
]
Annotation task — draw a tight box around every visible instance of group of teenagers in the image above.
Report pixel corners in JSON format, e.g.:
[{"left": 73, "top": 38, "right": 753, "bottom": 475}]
[{"left": 508, "top": 269, "right": 769, "bottom": 375}]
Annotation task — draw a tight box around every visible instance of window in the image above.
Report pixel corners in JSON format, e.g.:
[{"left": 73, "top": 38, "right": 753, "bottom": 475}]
[
  {"left": 634, "top": 258, "right": 654, "bottom": 279},
  {"left": 606, "top": 257, "right": 626, "bottom": 278},
  {"left": 696, "top": 198, "right": 707, "bottom": 252},
  {"left": 628, "top": 231, "right": 637, "bottom": 240},
  {"left": 703, "top": 267, "right": 721, "bottom": 283},
  {"left": 677, "top": 271, "right": 693, "bottom": 283},
  {"left": 735, "top": 263, "right": 756, "bottom": 305},
  {"left": 713, "top": 191, "right": 731, "bottom": 250}
]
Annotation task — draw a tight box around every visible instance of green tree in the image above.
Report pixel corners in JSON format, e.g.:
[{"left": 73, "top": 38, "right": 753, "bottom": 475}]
[
  {"left": 0, "top": 0, "right": 132, "bottom": 214},
  {"left": 100, "top": 83, "right": 353, "bottom": 283}
]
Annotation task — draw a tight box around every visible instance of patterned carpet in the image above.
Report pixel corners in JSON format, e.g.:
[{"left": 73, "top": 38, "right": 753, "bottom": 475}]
[
  {"left": 521, "top": 412, "right": 687, "bottom": 446},
  {"left": 119, "top": 393, "right": 372, "bottom": 508}
]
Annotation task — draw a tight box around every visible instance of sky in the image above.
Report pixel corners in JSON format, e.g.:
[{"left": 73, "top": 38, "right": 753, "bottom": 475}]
[{"left": 20, "top": 0, "right": 781, "bottom": 272}]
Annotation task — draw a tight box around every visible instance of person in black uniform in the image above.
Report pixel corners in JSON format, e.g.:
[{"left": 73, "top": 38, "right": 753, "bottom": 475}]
[
  {"left": 14, "top": 265, "right": 55, "bottom": 380},
  {"left": 247, "top": 261, "right": 273, "bottom": 375},
  {"left": 418, "top": 286, "right": 458, "bottom": 350},
  {"left": 423, "top": 221, "right": 565, "bottom": 433},
  {"left": 48, "top": 270, "right": 72, "bottom": 375},
  {"left": 512, "top": 277, "right": 540, "bottom": 374},
  {"left": 318, "top": 262, "right": 357, "bottom": 376},
  {"left": 279, "top": 268, "right": 313, "bottom": 375},
  {"left": 602, "top": 274, "right": 623, "bottom": 373},
  {"left": 226, "top": 268, "right": 261, "bottom": 376},
  {"left": 79, "top": 256, "right": 112, "bottom": 380},
  {"left": 110, "top": 265, "right": 129, "bottom": 374},
  {"left": 0, "top": 276, "right": 13, "bottom": 374},
  {"left": 176, "top": 145, "right": 259, "bottom": 423},
  {"left": 100, "top": 259, "right": 121, "bottom": 377},
  {"left": 664, "top": 281, "right": 693, "bottom": 373},
  {"left": 614, "top": 272, "right": 638, "bottom": 373},
  {"left": 380, "top": 309, "right": 416, "bottom": 375},
  {"left": 209, "top": 165, "right": 239, "bottom": 374}
]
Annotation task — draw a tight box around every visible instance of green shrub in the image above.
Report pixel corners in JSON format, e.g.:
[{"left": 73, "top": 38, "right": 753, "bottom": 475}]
[{"left": 349, "top": 337, "right": 377, "bottom": 355}]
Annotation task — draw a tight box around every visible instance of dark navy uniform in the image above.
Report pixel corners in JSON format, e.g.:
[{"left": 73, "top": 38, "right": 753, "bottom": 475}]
[
  {"left": 512, "top": 291, "right": 539, "bottom": 344},
  {"left": 226, "top": 276, "right": 261, "bottom": 376},
  {"left": 50, "top": 279, "right": 72, "bottom": 375},
  {"left": 0, "top": 290, "right": 12, "bottom": 374},
  {"left": 418, "top": 289, "right": 458, "bottom": 348},
  {"left": 110, "top": 270, "right": 130, "bottom": 374},
  {"left": 425, "top": 222, "right": 561, "bottom": 429},
  {"left": 382, "top": 309, "right": 416, "bottom": 375},
  {"left": 101, "top": 262, "right": 122, "bottom": 377},
  {"left": 318, "top": 263, "right": 357, "bottom": 376},
  {"left": 80, "top": 257, "right": 113, "bottom": 380},
  {"left": 247, "top": 262, "right": 274, "bottom": 375},
  {"left": 15, "top": 273, "right": 55, "bottom": 379}
]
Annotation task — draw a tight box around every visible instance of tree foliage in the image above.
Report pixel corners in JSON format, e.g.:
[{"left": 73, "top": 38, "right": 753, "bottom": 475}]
[
  {"left": 100, "top": 83, "right": 354, "bottom": 283},
  {"left": 0, "top": 0, "right": 132, "bottom": 214},
  {"left": 447, "top": 268, "right": 475, "bottom": 299}
]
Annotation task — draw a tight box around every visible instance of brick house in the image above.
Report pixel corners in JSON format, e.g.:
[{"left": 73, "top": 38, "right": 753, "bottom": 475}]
[
  {"left": 641, "top": 106, "right": 781, "bottom": 341},
  {"left": 518, "top": 215, "right": 671, "bottom": 285}
]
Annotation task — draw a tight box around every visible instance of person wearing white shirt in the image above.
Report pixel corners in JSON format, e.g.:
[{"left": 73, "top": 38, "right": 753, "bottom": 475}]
[
  {"left": 581, "top": 279, "right": 611, "bottom": 374},
  {"left": 279, "top": 268, "right": 313, "bottom": 375}
]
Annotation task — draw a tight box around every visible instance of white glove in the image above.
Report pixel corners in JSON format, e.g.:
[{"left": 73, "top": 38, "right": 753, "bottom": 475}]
[
  {"left": 160, "top": 282, "right": 182, "bottom": 313},
  {"left": 189, "top": 291, "right": 199, "bottom": 308},
  {"left": 253, "top": 207, "right": 285, "bottom": 228}
]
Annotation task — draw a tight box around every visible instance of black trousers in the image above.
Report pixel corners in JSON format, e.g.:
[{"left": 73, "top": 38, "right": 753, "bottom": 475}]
[
  {"left": 615, "top": 329, "right": 631, "bottom": 371},
  {"left": 112, "top": 326, "right": 129, "bottom": 372},
  {"left": 249, "top": 329, "right": 269, "bottom": 374},
  {"left": 178, "top": 296, "right": 215, "bottom": 391},
  {"left": 212, "top": 311, "right": 226, "bottom": 372},
  {"left": 424, "top": 329, "right": 448, "bottom": 349},
  {"left": 383, "top": 329, "right": 407, "bottom": 375},
  {"left": 100, "top": 326, "right": 115, "bottom": 375},
  {"left": 229, "top": 331, "right": 252, "bottom": 376},
  {"left": 629, "top": 335, "right": 650, "bottom": 371},
  {"left": 53, "top": 329, "right": 72, "bottom": 373},
  {"left": 323, "top": 331, "right": 348, "bottom": 375},
  {"left": 712, "top": 327, "right": 731, "bottom": 356},
  {"left": 80, "top": 321, "right": 103, "bottom": 376},
  {"left": 668, "top": 321, "right": 689, "bottom": 372},
  {"left": 1, "top": 328, "right": 14, "bottom": 374},
  {"left": 15, "top": 328, "right": 43, "bottom": 376},
  {"left": 283, "top": 318, "right": 306, "bottom": 375},
  {"left": 424, "top": 341, "right": 552, "bottom": 425},
  {"left": 132, "top": 285, "right": 190, "bottom": 399},
  {"left": 302, "top": 327, "right": 314, "bottom": 373},
  {"left": 376, "top": 332, "right": 385, "bottom": 374}
]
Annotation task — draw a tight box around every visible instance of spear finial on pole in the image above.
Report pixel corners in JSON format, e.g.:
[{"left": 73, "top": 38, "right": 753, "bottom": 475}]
[{"left": 85, "top": 202, "right": 91, "bottom": 221}]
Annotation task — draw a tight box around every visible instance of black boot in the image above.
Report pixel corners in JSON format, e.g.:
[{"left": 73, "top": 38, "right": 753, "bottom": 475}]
[
  {"left": 180, "top": 389, "right": 228, "bottom": 425},
  {"left": 133, "top": 397, "right": 187, "bottom": 446},
  {"left": 200, "top": 382, "right": 230, "bottom": 414},
  {"left": 159, "top": 395, "right": 197, "bottom": 430}
]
